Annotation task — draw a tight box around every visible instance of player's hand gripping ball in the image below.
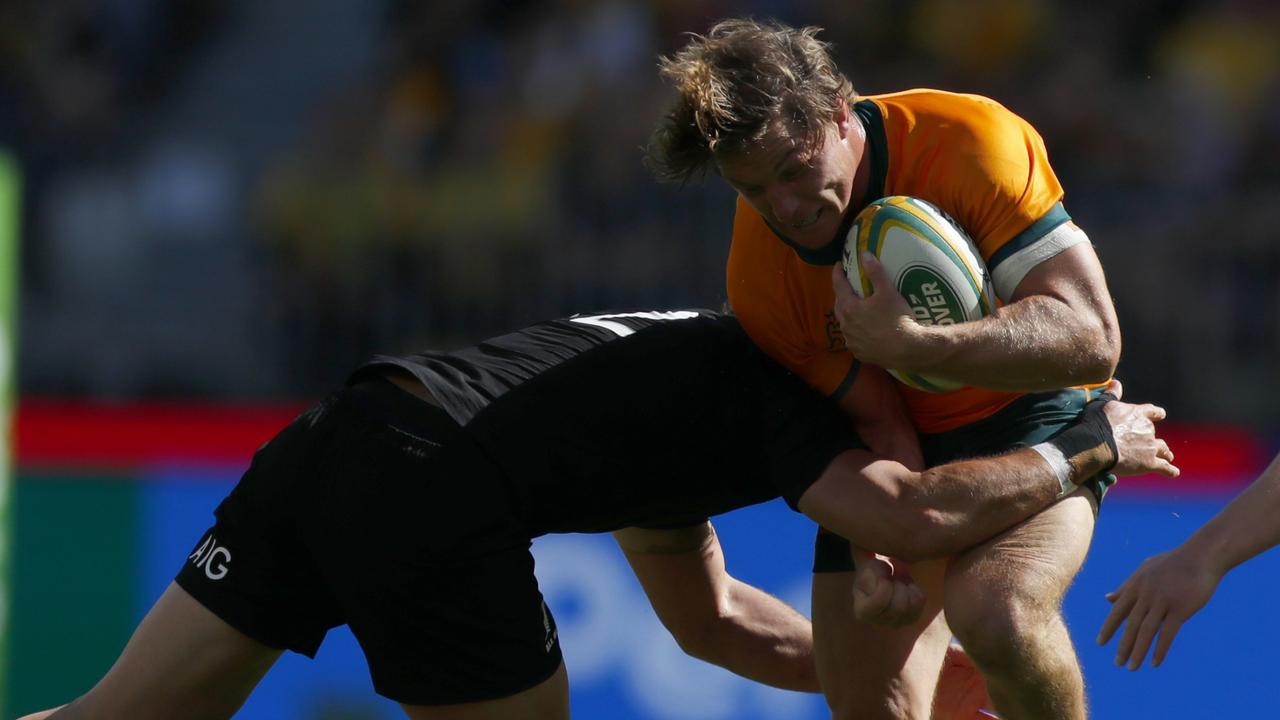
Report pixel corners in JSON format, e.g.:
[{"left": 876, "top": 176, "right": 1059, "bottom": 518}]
[{"left": 842, "top": 196, "right": 995, "bottom": 392}]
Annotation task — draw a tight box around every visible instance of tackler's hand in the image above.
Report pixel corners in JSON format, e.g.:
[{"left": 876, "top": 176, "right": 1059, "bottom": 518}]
[
  {"left": 1102, "top": 395, "right": 1179, "bottom": 478},
  {"left": 1097, "top": 546, "right": 1220, "bottom": 670},
  {"left": 852, "top": 552, "right": 924, "bottom": 627}
]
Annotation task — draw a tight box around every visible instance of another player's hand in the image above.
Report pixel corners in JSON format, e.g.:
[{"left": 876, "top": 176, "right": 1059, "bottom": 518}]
[
  {"left": 1102, "top": 389, "right": 1180, "bottom": 478},
  {"left": 852, "top": 552, "right": 924, "bottom": 627},
  {"left": 831, "top": 256, "right": 922, "bottom": 369},
  {"left": 1097, "top": 546, "right": 1222, "bottom": 669}
]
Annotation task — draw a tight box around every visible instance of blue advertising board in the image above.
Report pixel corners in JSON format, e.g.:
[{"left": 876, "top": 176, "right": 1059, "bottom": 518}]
[{"left": 131, "top": 469, "right": 1280, "bottom": 719}]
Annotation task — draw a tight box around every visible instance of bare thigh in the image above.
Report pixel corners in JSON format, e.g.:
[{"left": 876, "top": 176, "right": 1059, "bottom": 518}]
[
  {"left": 46, "top": 582, "right": 282, "bottom": 720},
  {"left": 401, "top": 662, "right": 569, "bottom": 720},
  {"left": 945, "top": 489, "right": 1099, "bottom": 649},
  {"left": 813, "top": 558, "right": 952, "bottom": 720}
]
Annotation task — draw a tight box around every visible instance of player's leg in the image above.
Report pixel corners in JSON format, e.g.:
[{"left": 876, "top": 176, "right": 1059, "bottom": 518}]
[
  {"left": 943, "top": 488, "right": 1097, "bottom": 720},
  {"left": 23, "top": 583, "right": 281, "bottom": 720},
  {"left": 812, "top": 530, "right": 952, "bottom": 720},
  {"left": 933, "top": 642, "right": 998, "bottom": 720},
  {"left": 814, "top": 580, "right": 952, "bottom": 720},
  {"left": 399, "top": 662, "right": 569, "bottom": 720}
]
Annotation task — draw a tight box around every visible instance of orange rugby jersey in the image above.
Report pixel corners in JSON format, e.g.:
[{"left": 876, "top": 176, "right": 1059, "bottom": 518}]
[{"left": 727, "top": 89, "right": 1090, "bottom": 433}]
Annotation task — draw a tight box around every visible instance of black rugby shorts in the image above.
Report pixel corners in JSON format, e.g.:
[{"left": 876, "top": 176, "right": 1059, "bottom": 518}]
[{"left": 175, "top": 377, "right": 562, "bottom": 705}]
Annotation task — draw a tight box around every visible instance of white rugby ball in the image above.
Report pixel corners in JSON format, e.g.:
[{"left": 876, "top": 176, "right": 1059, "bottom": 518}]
[{"left": 841, "top": 195, "right": 995, "bottom": 393}]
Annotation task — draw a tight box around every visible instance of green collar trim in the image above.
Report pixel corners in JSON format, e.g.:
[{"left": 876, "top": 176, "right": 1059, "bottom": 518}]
[{"left": 852, "top": 99, "right": 888, "bottom": 208}]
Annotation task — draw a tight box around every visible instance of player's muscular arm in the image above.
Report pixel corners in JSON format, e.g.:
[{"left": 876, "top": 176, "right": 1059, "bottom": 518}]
[
  {"left": 837, "top": 364, "right": 924, "bottom": 470},
  {"left": 834, "top": 365, "right": 923, "bottom": 572},
  {"left": 757, "top": 327, "right": 923, "bottom": 581},
  {"left": 1157, "top": 452, "right": 1280, "bottom": 584},
  {"left": 798, "top": 397, "right": 1176, "bottom": 562},
  {"left": 614, "top": 524, "right": 819, "bottom": 692},
  {"left": 835, "top": 243, "right": 1121, "bottom": 391},
  {"left": 910, "top": 242, "right": 1120, "bottom": 389},
  {"left": 802, "top": 450, "right": 1068, "bottom": 562}
]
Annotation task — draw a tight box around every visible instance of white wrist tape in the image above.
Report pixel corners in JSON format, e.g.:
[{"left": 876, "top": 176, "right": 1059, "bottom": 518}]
[{"left": 1030, "top": 442, "right": 1076, "bottom": 499}]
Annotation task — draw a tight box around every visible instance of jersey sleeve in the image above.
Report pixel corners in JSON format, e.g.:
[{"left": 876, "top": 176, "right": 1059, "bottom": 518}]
[{"left": 924, "top": 96, "right": 1089, "bottom": 301}]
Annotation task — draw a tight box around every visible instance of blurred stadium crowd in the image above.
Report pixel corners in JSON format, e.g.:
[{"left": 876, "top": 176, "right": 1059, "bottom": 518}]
[{"left": 1, "top": 0, "right": 1277, "bottom": 425}]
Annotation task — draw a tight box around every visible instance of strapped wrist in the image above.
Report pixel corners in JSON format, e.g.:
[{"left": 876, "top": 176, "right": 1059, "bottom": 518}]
[
  {"left": 1030, "top": 441, "right": 1076, "bottom": 499},
  {"left": 1039, "top": 393, "right": 1119, "bottom": 495}
]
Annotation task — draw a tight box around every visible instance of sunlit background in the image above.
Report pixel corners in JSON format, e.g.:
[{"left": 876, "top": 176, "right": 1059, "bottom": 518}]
[{"left": 4, "top": 0, "right": 1279, "bottom": 718}]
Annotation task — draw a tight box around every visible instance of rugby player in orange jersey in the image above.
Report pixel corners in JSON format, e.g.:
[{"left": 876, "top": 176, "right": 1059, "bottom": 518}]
[{"left": 649, "top": 19, "right": 1122, "bottom": 720}]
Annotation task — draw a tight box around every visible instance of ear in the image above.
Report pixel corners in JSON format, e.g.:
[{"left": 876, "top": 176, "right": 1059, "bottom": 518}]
[{"left": 834, "top": 101, "right": 852, "bottom": 140}]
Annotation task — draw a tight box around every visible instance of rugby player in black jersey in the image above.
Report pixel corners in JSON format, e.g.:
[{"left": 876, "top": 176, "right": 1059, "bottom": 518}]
[{"left": 21, "top": 310, "right": 1177, "bottom": 720}]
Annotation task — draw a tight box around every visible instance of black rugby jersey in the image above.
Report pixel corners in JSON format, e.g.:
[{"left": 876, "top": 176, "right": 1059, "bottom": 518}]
[{"left": 355, "top": 311, "right": 863, "bottom": 536}]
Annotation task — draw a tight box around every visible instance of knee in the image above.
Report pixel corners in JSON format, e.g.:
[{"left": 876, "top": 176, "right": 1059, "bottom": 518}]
[{"left": 944, "top": 575, "right": 1058, "bottom": 670}]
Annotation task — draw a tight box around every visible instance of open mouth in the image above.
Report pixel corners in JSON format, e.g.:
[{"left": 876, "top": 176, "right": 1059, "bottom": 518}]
[{"left": 791, "top": 210, "right": 820, "bottom": 229}]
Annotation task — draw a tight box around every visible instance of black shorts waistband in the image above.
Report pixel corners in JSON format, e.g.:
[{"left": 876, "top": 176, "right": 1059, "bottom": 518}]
[{"left": 345, "top": 375, "right": 460, "bottom": 442}]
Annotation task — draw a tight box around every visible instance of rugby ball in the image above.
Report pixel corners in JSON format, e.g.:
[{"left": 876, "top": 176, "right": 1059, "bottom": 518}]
[{"left": 842, "top": 196, "right": 995, "bottom": 393}]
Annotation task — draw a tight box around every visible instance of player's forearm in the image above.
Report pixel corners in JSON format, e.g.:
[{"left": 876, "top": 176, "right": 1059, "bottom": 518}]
[
  {"left": 689, "top": 580, "right": 818, "bottom": 692},
  {"left": 617, "top": 527, "right": 818, "bottom": 691},
  {"left": 900, "top": 430, "right": 1119, "bottom": 559},
  {"left": 904, "top": 295, "right": 1118, "bottom": 391},
  {"left": 1176, "top": 453, "right": 1280, "bottom": 577},
  {"left": 804, "top": 449, "right": 1070, "bottom": 562},
  {"left": 805, "top": 396, "right": 1138, "bottom": 560},
  {"left": 898, "top": 451, "right": 1065, "bottom": 557}
]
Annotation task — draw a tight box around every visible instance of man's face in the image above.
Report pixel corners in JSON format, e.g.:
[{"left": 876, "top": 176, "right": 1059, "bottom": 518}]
[{"left": 717, "top": 109, "right": 863, "bottom": 250}]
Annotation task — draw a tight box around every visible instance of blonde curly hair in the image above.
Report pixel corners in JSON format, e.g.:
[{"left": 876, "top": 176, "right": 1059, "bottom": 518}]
[{"left": 646, "top": 18, "right": 856, "bottom": 183}]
